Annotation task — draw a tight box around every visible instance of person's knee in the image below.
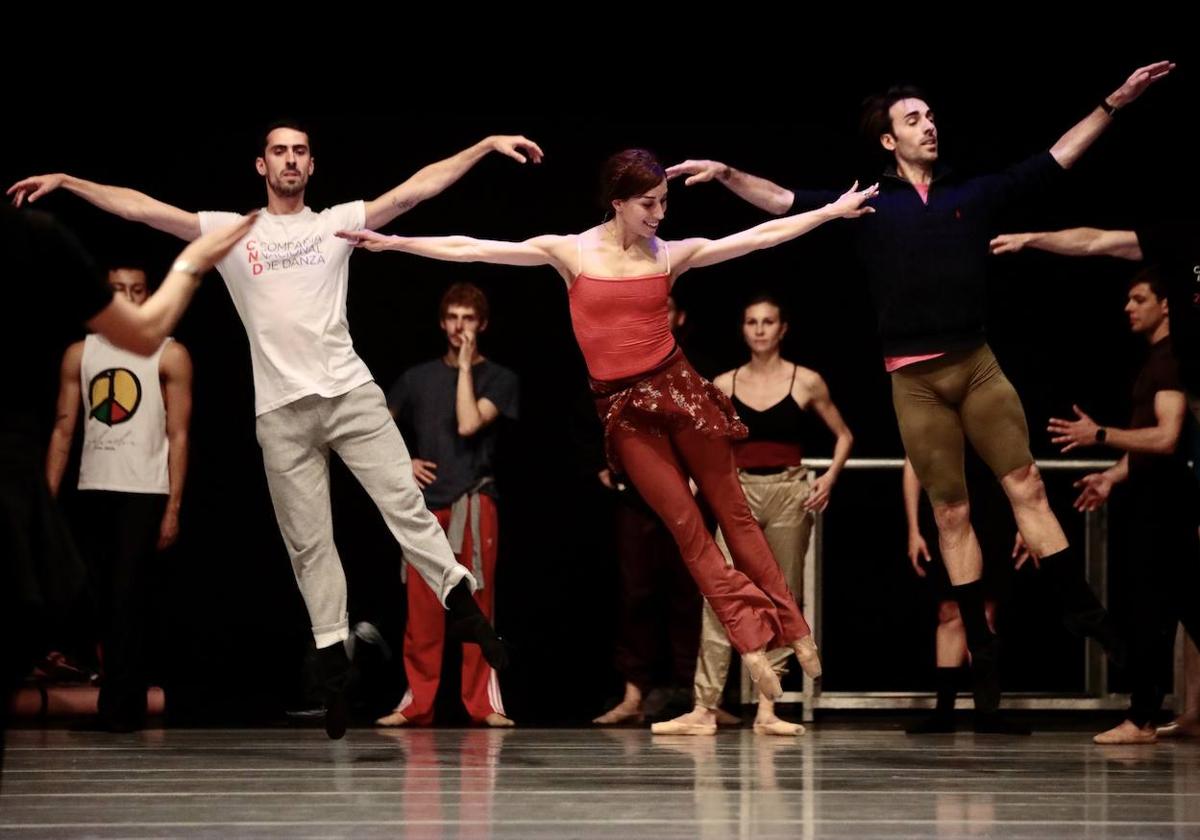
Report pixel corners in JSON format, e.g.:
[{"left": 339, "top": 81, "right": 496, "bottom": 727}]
[
  {"left": 933, "top": 501, "right": 971, "bottom": 535},
  {"left": 1003, "top": 462, "right": 1047, "bottom": 507},
  {"left": 938, "top": 600, "right": 963, "bottom": 626}
]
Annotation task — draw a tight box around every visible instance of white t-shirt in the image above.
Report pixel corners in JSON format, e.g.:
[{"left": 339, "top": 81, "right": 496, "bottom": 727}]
[
  {"left": 198, "top": 201, "right": 373, "bottom": 415},
  {"left": 78, "top": 334, "right": 171, "bottom": 494}
]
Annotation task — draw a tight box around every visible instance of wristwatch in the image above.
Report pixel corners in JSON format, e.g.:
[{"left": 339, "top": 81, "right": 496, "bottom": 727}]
[{"left": 1095, "top": 427, "right": 1108, "bottom": 444}]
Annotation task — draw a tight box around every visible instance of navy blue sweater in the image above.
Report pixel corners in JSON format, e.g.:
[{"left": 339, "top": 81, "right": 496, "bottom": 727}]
[{"left": 790, "top": 151, "right": 1063, "bottom": 357}]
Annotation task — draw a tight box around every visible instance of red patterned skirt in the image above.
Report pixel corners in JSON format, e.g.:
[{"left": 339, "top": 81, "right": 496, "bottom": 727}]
[{"left": 591, "top": 347, "right": 747, "bottom": 473}]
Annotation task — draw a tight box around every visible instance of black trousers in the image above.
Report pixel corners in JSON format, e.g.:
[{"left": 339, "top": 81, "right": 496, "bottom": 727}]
[
  {"left": 78, "top": 490, "right": 167, "bottom": 725},
  {"left": 612, "top": 491, "right": 702, "bottom": 692},
  {"left": 1124, "top": 487, "right": 1200, "bottom": 727}
]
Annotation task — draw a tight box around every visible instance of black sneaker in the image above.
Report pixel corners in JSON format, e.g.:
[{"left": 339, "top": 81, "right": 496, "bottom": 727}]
[{"left": 445, "top": 582, "right": 510, "bottom": 670}]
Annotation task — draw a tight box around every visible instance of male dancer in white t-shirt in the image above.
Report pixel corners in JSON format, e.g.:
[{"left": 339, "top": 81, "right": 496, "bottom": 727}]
[{"left": 10, "top": 121, "right": 543, "bottom": 738}]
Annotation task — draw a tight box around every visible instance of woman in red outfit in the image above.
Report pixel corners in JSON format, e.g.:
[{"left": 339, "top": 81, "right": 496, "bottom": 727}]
[{"left": 338, "top": 150, "right": 874, "bottom": 701}]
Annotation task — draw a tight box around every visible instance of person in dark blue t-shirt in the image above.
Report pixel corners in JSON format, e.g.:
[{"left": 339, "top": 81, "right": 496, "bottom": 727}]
[{"left": 381, "top": 282, "right": 518, "bottom": 728}]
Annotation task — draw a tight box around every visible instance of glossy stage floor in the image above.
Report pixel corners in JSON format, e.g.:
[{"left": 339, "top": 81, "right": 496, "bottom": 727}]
[{"left": 2, "top": 725, "right": 1199, "bottom": 838}]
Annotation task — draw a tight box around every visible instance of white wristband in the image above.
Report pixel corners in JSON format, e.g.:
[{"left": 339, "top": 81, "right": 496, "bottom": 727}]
[{"left": 171, "top": 259, "right": 200, "bottom": 277}]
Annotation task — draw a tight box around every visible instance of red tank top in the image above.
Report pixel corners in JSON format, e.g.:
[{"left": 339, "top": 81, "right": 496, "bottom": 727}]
[{"left": 568, "top": 239, "right": 676, "bottom": 381}]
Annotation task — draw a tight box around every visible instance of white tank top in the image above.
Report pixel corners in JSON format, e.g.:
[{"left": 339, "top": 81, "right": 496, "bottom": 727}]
[{"left": 77, "top": 334, "right": 171, "bottom": 494}]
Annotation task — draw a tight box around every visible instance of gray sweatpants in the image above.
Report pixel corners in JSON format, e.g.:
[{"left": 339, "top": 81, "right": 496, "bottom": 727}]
[{"left": 256, "top": 382, "right": 475, "bottom": 648}]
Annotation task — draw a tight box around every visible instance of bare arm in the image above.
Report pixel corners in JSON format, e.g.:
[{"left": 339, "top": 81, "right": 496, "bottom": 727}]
[
  {"left": 711, "top": 370, "right": 735, "bottom": 397},
  {"left": 804, "top": 373, "right": 854, "bottom": 484},
  {"left": 456, "top": 375, "right": 500, "bottom": 437},
  {"left": 158, "top": 342, "right": 193, "bottom": 550},
  {"left": 1074, "top": 455, "right": 1129, "bottom": 512},
  {"left": 87, "top": 214, "right": 258, "bottom": 354},
  {"left": 800, "top": 372, "right": 854, "bottom": 514},
  {"left": 7, "top": 174, "right": 200, "bottom": 241},
  {"left": 46, "top": 342, "right": 85, "bottom": 497},
  {"left": 665, "top": 160, "right": 795, "bottom": 215},
  {"left": 363, "top": 135, "right": 544, "bottom": 230},
  {"left": 454, "top": 331, "right": 501, "bottom": 437},
  {"left": 1049, "top": 391, "right": 1186, "bottom": 455},
  {"left": 1050, "top": 61, "right": 1174, "bottom": 169},
  {"left": 990, "top": 228, "right": 1142, "bottom": 260},
  {"left": 1106, "top": 455, "right": 1130, "bottom": 485},
  {"left": 901, "top": 458, "right": 931, "bottom": 576},
  {"left": 902, "top": 458, "right": 922, "bottom": 535},
  {"left": 1102, "top": 391, "right": 1187, "bottom": 455},
  {"left": 336, "top": 230, "right": 576, "bottom": 284},
  {"left": 670, "top": 183, "right": 877, "bottom": 274}
]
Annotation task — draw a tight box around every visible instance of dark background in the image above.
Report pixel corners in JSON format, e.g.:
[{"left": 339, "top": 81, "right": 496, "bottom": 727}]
[{"left": 9, "top": 45, "right": 1197, "bottom": 723}]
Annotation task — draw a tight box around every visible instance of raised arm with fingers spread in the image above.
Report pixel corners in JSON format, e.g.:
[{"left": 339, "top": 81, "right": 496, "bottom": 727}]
[
  {"left": 667, "top": 182, "right": 876, "bottom": 274},
  {"left": 1049, "top": 60, "right": 1174, "bottom": 169},
  {"left": 336, "top": 230, "right": 577, "bottom": 283},
  {"left": 340, "top": 183, "right": 876, "bottom": 283},
  {"left": 665, "top": 160, "right": 796, "bottom": 215},
  {"left": 363, "top": 135, "right": 544, "bottom": 230},
  {"left": 7, "top": 173, "right": 200, "bottom": 241}
]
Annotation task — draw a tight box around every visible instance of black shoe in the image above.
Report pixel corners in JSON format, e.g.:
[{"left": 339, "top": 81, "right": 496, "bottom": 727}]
[
  {"left": 968, "top": 637, "right": 1003, "bottom": 718},
  {"left": 283, "top": 704, "right": 325, "bottom": 721},
  {"left": 973, "top": 713, "right": 1031, "bottom": 735},
  {"left": 906, "top": 714, "right": 956, "bottom": 735},
  {"left": 445, "top": 582, "right": 510, "bottom": 671},
  {"left": 324, "top": 688, "right": 348, "bottom": 740},
  {"left": 314, "top": 643, "right": 352, "bottom": 740}
]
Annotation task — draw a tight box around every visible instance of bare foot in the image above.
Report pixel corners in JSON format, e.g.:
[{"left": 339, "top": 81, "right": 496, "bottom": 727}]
[
  {"left": 484, "top": 713, "right": 515, "bottom": 727},
  {"left": 376, "top": 710, "right": 411, "bottom": 727},
  {"left": 1093, "top": 719, "right": 1157, "bottom": 745}
]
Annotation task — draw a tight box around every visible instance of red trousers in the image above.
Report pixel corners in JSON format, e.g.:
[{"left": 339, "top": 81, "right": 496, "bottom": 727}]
[
  {"left": 611, "top": 425, "right": 810, "bottom": 654},
  {"left": 396, "top": 494, "right": 503, "bottom": 724}
]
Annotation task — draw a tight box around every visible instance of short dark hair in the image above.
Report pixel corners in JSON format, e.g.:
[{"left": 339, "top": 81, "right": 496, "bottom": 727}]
[
  {"left": 1128, "top": 265, "right": 1169, "bottom": 301},
  {"left": 105, "top": 260, "right": 150, "bottom": 277},
  {"left": 440, "top": 282, "right": 490, "bottom": 324},
  {"left": 261, "top": 119, "right": 312, "bottom": 154},
  {"left": 859, "top": 84, "right": 931, "bottom": 150}
]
